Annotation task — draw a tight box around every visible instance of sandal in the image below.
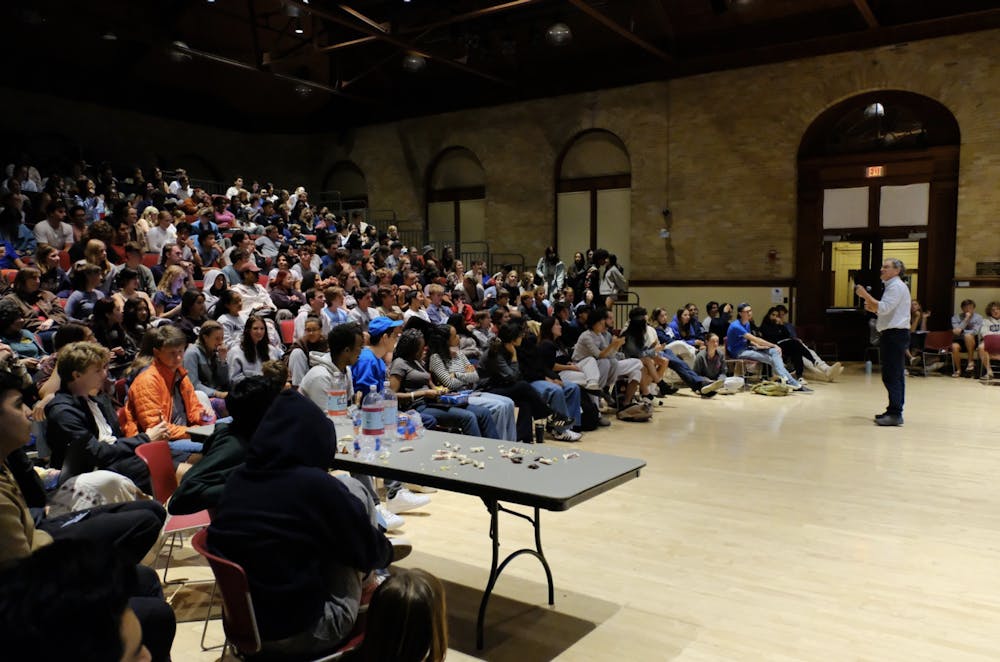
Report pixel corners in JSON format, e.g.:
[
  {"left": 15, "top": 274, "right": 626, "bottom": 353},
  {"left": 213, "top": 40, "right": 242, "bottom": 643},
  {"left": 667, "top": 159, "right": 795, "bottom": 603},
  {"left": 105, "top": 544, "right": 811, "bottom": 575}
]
[{"left": 952, "top": 371, "right": 960, "bottom": 378}]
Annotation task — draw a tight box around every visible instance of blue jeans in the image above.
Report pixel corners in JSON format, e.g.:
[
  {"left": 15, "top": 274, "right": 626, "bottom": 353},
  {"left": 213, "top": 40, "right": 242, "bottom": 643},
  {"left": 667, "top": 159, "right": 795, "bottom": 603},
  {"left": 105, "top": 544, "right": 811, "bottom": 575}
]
[
  {"left": 880, "top": 328, "right": 908, "bottom": 416},
  {"left": 417, "top": 403, "right": 495, "bottom": 438},
  {"left": 737, "top": 347, "right": 800, "bottom": 387},
  {"left": 469, "top": 393, "right": 517, "bottom": 441},
  {"left": 531, "top": 380, "right": 582, "bottom": 427},
  {"left": 661, "top": 348, "right": 712, "bottom": 391}
]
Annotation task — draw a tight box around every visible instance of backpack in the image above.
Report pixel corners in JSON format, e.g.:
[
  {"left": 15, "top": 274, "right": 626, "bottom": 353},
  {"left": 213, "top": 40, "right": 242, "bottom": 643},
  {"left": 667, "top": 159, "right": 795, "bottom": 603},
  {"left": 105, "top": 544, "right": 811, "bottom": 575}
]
[
  {"left": 750, "top": 380, "right": 793, "bottom": 396},
  {"left": 616, "top": 400, "right": 653, "bottom": 422},
  {"left": 579, "top": 389, "right": 600, "bottom": 431}
]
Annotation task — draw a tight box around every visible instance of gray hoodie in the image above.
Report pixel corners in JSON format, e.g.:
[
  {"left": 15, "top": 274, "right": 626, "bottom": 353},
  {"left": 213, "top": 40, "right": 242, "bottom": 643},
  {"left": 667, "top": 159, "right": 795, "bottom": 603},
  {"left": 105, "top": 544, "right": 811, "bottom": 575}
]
[{"left": 299, "top": 351, "right": 354, "bottom": 410}]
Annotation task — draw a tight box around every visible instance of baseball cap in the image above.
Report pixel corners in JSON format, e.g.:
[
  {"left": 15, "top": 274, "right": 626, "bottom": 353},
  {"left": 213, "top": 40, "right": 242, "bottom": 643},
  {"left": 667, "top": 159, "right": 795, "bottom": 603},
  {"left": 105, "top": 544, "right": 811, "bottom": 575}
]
[
  {"left": 241, "top": 261, "right": 260, "bottom": 272},
  {"left": 368, "top": 316, "right": 403, "bottom": 338}
]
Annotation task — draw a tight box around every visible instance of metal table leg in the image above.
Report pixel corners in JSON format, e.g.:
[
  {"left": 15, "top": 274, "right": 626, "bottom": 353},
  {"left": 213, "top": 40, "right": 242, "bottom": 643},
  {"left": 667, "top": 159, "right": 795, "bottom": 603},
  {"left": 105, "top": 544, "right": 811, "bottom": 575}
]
[{"left": 476, "top": 499, "right": 555, "bottom": 649}]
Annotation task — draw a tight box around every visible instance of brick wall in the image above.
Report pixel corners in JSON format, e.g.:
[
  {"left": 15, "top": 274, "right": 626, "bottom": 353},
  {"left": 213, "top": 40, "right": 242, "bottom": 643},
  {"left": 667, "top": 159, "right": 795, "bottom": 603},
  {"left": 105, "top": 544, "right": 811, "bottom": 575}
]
[{"left": 322, "top": 28, "right": 1000, "bottom": 281}]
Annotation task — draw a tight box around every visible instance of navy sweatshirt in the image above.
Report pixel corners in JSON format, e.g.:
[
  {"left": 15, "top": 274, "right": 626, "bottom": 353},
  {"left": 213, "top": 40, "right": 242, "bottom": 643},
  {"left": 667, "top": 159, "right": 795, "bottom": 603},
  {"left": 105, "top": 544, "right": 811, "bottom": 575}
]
[{"left": 207, "top": 390, "right": 392, "bottom": 641}]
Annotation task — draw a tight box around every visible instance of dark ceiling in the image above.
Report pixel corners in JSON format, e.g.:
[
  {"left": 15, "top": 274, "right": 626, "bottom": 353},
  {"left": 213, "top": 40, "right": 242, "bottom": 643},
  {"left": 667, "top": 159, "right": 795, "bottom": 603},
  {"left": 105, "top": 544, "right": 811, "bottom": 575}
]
[{"left": 4, "top": 0, "right": 999, "bottom": 132}]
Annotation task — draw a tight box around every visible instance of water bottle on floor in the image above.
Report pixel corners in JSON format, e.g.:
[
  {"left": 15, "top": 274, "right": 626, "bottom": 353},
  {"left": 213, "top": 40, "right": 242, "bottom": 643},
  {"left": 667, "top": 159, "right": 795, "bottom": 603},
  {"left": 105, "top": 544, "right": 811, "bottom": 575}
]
[
  {"left": 361, "top": 384, "right": 384, "bottom": 461},
  {"left": 865, "top": 360, "right": 872, "bottom": 376}
]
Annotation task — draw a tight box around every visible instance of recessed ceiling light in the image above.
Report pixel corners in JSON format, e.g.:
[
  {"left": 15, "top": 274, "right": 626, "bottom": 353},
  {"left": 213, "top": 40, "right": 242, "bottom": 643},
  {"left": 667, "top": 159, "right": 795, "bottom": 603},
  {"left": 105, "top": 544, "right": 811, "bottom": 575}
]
[{"left": 101, "top": 32, "right": 117, "bottom": 41}]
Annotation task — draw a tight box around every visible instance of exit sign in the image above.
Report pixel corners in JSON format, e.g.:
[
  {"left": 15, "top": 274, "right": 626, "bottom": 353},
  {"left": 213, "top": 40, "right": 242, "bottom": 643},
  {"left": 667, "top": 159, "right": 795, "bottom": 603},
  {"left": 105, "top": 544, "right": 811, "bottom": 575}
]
[{"left": 866, "top": 165, "right": 885, "bottom": 178}]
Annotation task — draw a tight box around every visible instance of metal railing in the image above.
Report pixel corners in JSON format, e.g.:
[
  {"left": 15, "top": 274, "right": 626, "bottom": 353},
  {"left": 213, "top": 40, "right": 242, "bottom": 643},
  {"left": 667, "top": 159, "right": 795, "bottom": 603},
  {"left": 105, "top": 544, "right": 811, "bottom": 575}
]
[
  {"left": 611, "top": 291, "right": 642, "bottom": 330},
  {"left": 488, "top": 253, "right": 526, "bottom": 277}
]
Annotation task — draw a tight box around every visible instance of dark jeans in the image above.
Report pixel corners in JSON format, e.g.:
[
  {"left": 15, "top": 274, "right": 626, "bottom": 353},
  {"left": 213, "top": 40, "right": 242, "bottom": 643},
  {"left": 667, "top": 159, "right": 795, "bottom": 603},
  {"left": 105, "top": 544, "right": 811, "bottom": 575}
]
[
  {"left": 131, "top": 565, "right": 178, "bottom": 662},
  {"left": 487, "top": 381, "right": 553, "bottom": 442},
  {"left": 777, "top": 339, "right": 808, "bottom": 377},
  {"left": 40, "top": 500, "right": 166, "bottom": 565},
  {"left": 40, "top": 502, "right": 174, "bottom": 662},
  {"left": 880, "top": 328, "right": 909, "bottom": 416}
]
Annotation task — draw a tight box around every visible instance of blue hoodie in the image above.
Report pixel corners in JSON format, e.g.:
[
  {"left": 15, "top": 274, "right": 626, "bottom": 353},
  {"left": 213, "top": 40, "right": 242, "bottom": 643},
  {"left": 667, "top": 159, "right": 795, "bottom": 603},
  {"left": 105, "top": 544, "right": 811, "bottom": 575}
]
[
  {"left": 668, "top": 315, "right": 704, "bottom": 346},
  {"left": 207, "top": 390, "right": 392, "bottom": 641}
]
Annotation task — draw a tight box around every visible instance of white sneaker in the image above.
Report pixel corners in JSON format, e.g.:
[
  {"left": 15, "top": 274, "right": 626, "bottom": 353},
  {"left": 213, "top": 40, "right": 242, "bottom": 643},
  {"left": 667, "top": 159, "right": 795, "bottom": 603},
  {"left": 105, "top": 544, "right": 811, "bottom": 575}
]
[
  {"left": 826, "top": 362, "right": 844, "bottom": 382},
  {"left": 700, "top": 378, "right": 725, "bottom": 395},
  {"left": 585, "top": 381, "right": 600, "bottom": 391},
  {"left": 377, "top": 504, "right": 405, "bottom": 531},
  {"left": 387, "top": 488, "right": 431, "bottom": 514},
  {"left": 549, "top": 427, "right": 582, "bottom": 442}
]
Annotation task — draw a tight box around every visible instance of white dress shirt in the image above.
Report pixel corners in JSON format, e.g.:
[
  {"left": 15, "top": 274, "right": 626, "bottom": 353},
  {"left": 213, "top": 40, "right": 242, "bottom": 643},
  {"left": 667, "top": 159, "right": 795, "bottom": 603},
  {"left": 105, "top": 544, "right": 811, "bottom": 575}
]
[{"left": 876, "top": 276, "right": 912, "bottom": 332}]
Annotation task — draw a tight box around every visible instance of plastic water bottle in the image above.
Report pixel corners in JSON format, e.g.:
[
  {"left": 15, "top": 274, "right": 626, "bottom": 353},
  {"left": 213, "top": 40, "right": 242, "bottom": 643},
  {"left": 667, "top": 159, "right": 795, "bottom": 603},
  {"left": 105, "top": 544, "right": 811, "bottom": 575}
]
[
  {"left": 381, "top": 379, "right": 397, "bottom": 446},
  {"left": 407, "top": 410, "right": 425, "bottom": 439},
  {"left": 864, "top": 360, "right": 872, "bottom": 376},
  {"left": 325, "top": 372, "right": 353, "bottom": 442},
  {"left": 361, "top": 384, "right": 384, "bottom": 460}
]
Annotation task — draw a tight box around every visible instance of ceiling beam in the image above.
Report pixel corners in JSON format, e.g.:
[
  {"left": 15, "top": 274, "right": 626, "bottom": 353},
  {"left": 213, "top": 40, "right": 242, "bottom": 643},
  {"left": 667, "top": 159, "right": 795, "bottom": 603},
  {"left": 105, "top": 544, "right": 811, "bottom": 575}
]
[
  {"left": 673, "top": 7, "right": 1000, "bottom": 79},
  {"left": 337, "top": 4, "right": 388, "bottom": 33},
  {"left": 267, "top": 0, "right": 545, "bottom": 66},
  {"left": 853, "top": 0, "right": 879, "bottom": 29},
  {"left": 566, "top": 0, "right": 672, "bottom": 63},
  {"left": 284, "top": 0, "right": 511, "bottom": 85},
  {"left": 404, "top": 0, "right": 547, "bottom": 34}
]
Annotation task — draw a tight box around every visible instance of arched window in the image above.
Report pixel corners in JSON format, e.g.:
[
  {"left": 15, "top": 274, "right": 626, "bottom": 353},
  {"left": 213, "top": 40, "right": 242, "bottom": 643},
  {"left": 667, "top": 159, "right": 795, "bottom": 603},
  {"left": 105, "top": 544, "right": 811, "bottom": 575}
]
[
  {"left": 322, "top": 161, "right": 368, "bottom": 207},
  {"left": 426, "top": 147, "right": 486, "bottom": 246},
  {"left": 555, "top": 130, "right": 631, "bottom": 271}
]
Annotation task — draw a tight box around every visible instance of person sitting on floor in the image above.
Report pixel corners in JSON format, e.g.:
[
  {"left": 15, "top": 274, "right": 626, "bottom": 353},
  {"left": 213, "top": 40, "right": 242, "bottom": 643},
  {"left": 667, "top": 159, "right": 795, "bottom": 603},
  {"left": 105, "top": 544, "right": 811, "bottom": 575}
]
[
  {"left": 977, "top": 301, "right": 1000, "bottom": 380},
  {"left": 44, "top": 342, "right": 169, "bottom": 493},
  {"left": 207, "top": 389, "right": 405, "bottom": 659}
]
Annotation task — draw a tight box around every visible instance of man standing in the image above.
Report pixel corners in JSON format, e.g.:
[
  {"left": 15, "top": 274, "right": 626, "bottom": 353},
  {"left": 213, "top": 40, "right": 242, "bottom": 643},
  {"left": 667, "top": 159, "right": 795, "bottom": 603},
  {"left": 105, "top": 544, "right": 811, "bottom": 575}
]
[{"left": 856, "top": 258, "right": 911, "bottom": 426}]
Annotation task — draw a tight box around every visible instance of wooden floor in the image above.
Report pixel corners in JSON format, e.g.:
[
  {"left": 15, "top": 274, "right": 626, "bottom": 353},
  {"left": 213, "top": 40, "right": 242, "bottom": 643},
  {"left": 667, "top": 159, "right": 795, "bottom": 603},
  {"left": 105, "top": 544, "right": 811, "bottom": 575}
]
[{"left": 169, "top": 366, "right": 1000, "bottom": 661}]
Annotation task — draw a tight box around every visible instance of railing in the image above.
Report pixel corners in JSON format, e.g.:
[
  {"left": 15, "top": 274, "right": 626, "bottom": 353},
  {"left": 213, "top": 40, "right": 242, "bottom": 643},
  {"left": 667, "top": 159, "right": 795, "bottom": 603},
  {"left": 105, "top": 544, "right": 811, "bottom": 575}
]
[
  {"left": 188, "top": 178, "right": 227, "bottom": 195},
  {"left": 611, "top": 291, "right": 642, "bottom": 330},
  {"left": 488, "top": 253, "right": 526, "bottom": 277}
]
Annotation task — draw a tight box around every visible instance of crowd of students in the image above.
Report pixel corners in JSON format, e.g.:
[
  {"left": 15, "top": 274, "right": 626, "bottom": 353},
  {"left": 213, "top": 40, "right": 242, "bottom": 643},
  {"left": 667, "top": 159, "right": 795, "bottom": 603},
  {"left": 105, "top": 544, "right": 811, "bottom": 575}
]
[{"left": 0, "top": 158, "right": 868, "bottom": 660}]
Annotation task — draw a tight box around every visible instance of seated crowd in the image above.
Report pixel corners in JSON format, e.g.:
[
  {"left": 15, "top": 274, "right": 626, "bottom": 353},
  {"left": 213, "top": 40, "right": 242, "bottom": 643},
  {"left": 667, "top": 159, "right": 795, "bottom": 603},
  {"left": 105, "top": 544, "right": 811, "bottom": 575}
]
[{"left": 0, "top": 159, "right": 881, "bottom": 660}]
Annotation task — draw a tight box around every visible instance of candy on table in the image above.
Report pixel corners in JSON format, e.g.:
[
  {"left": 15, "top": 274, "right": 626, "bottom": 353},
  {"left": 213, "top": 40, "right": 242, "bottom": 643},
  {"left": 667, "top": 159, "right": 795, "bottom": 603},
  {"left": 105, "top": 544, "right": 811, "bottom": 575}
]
[
  {"left": 528, "top": 463, "right": 539, "bottom": 470},
  {"left": 459, "top": 457, "right": 472, "bottom": 465},
  {"left": 399, "top": 446, "right": 414, "bottom": 453},
  {"left": 538, "top": 457, "right": 553, "bottom": 465},
  {"left": 510, "top": 455, "right": 523, "bottom": 464},
  {"left": 378, "top": 451, "right": 391, "bottom": 461},
  {"left": 443, "top": 441, "right": 452, "bottom": 448},
  {"left": 470, "top": 446, "right": 485, "bottom": 453},
  {"left": 563, "top": 452, "right": 580, "bottom": 460},
  {"left": 474, "top": 461, "right": 485, "bottom": 470}
]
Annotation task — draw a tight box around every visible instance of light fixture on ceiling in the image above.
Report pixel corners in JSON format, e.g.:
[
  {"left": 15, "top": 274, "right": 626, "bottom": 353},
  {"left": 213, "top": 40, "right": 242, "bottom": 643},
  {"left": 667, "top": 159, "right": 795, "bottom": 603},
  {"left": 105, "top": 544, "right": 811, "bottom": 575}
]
[
  {"left": 294, "top": 83, "right": 313, "bottom": 97},
  {"left": 101, "top": 32, "right": 117, "bottom": 41},
  {"left": 294, "top": 18, "right": 304, "bottom": 34},
  {"left": 402, "top": 53, "right": 427, "bottom": 72},
  {"left": 169, "top": 40, "right": 193, "bottom": 63},
  {"left": 864, "top": 102, "right": 886, "bottom": 118},
  {"left": 545, "top": 22, "right": 572, "bottom": 47}
]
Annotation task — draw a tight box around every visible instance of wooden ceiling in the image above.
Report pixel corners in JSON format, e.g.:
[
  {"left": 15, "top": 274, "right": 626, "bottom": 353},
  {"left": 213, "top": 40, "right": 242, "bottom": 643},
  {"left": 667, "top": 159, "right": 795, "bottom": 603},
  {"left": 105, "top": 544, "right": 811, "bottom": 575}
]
[{"left": 4, "top": 0, "right": 999, "bottom": 131}]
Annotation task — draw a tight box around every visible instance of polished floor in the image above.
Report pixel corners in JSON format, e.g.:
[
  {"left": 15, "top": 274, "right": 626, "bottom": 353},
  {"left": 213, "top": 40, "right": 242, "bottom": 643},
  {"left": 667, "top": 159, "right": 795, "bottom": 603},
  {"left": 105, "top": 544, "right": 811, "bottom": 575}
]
[{"left": 170, "top": 366, "right": 1000, "bottom": 661}]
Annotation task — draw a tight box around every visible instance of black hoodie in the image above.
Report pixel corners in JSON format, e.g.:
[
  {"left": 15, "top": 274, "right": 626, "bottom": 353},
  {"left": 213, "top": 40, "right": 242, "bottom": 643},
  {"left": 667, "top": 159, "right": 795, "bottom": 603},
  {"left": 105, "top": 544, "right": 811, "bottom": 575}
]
[{"left": 207, "top": 390, "right": 392, "bottom": 641}]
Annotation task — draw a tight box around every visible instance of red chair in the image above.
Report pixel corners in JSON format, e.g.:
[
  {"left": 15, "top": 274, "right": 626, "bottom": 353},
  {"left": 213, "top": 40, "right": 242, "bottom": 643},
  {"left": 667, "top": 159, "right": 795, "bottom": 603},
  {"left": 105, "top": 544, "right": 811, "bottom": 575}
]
[
  {"left": 921, "top": 330, "right": 955, "bottom": 376},
  {"left": 982, "top": 334, "right": 1000, "bottom": 384},
  {"left": 141, "top": 253, "right": 160, "bottom": 268},
  {"left": 135, "top": 441, "right": 211, "bottom": 583},
  {"left": 279, "top": 319, "right": 295, "bottom": 345},
  {"left": 58, "top": 251, "right": 71, "bottom": 272},
  {"left": 191, "top": 529, "right": 365, "bottom": 659},
  {"left": 2, "top": 269, "right": 17, "bottom": 285},
  {"left": 257, "top": 273, "right": 269, "bottom": 286}
]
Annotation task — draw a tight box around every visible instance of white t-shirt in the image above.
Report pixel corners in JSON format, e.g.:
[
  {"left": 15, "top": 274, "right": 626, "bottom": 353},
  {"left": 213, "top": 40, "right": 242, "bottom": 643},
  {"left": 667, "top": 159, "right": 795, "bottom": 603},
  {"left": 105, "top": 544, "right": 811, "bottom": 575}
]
[
  {"left": 34, "top": 221, "right": 75, "bottom": 250},
  {"left": 146, "top": 225, "right": 177, "bottom": 254}
]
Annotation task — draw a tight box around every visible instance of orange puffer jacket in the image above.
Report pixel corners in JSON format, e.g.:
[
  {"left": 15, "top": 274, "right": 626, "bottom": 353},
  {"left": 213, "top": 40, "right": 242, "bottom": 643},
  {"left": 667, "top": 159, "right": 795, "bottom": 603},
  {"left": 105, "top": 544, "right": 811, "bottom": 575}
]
[{"left": 123, "top": 361, "right": 205, "bottom": 440}]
